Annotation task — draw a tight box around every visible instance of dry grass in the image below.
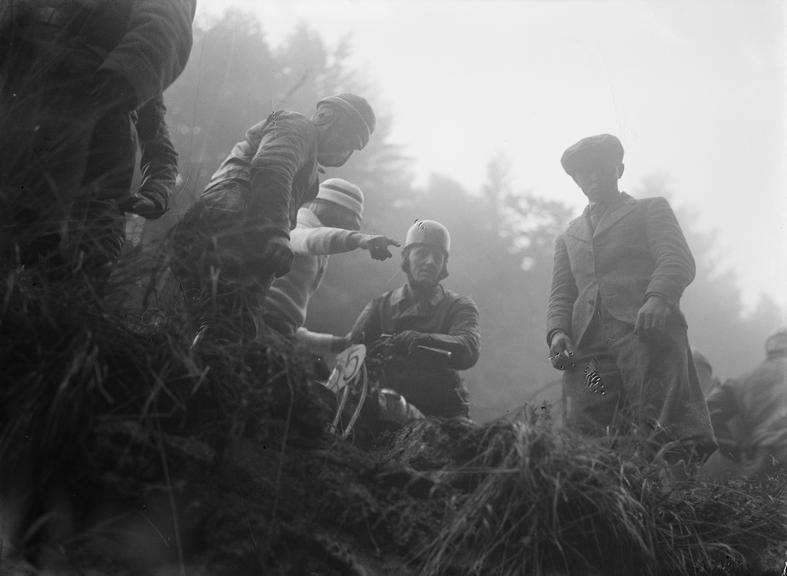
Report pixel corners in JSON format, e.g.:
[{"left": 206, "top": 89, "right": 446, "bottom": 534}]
[
  {"left": 2, "top": 254, "right": 786, "bottom": 575},
  {"left": 0, "top": 252, "right": 318, "bottom": 564},
  {"left": 414, "top": 407, "right": 787, "bottom": 576}
]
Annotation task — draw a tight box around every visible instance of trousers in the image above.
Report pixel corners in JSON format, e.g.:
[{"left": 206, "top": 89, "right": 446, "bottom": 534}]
[{"left": 562, "top": 302, "right": 715, "bottom": 457}]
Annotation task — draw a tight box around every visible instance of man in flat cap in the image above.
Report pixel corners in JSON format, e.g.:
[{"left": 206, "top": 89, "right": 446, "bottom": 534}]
[
  {"left": 546, "top": 134, "right": 714, "bottom": 459},
  {"left": 171, "top": 94, "right": 376, "bottom": 345}
]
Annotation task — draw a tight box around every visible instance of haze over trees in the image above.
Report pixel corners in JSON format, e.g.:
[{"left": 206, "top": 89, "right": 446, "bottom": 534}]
[{"left": 137, "top": 11, "right": 781, "bottom": 422}]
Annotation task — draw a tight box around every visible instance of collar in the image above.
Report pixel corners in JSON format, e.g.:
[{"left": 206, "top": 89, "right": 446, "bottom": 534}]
[
  {"left": 588, "top": 191, "right": 625, "bottom": 209},
  {"left": 391, "top": 283, "right": 446, "bottom": 308}
]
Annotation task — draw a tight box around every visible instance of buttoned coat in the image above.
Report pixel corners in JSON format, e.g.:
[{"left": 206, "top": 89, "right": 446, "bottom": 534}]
[{"left": 547, "top": 192, "right": 695, "bottom": 345}]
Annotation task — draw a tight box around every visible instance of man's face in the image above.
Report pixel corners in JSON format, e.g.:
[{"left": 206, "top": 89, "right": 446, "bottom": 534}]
[
  {"left": 406, "top": 245, "right": 445, "bottom": 289},
  {"left": 317, "top": 115, "right": 364, "bottom": 167},
  {"left": 572, "top": 163, "right": 621, "bottom": 202}
]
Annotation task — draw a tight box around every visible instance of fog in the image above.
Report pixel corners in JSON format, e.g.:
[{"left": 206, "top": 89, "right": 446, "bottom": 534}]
[{"left": 143, "top": 0, "right": 786, "bottom": 421}]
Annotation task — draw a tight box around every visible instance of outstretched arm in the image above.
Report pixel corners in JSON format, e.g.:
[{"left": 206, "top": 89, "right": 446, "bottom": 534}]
[{"left": 291, "top": 224, "right": 399, "bottom": 259}]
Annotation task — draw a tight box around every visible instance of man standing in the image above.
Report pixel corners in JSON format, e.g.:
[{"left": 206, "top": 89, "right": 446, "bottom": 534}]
[
  {"left": 349, "top": 219, "right": 480, "bottom": 419},
  {"left": 0, "top": 0, "right": 195, "bottom": 279},
  {"left": 703, "top": 329, "right": 787, "bottom": 480},
  {"left": 171, "top": 94, "right": 376, "bottom": 344},
  {"left": 546, "top": 134, "right": 714, "bottom": 457},
  {"left": 263, "top": 177, "right": 399, "bottom": 345}
]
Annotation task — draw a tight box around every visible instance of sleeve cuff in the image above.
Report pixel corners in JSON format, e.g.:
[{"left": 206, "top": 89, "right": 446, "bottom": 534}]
[
  {"left": 644, "top": 291, "right": 675, "bottom": 310},
  {"left": 546, "top": 328, "right": 566, "bottom": 346}
]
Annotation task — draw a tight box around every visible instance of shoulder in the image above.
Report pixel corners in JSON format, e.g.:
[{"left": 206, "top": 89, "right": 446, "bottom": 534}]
[
  {"left": 443, "top": 289, "right": 479, "bottom": 312},
  {"left": 635, "top": 194, "right": 674, "bottom": 211},
  {"left": 379, "top": 286, "right": 403, "bottom": 304},
  {"left": 269, "top": 110, "right": 314, "bottom": 132},
  {"left": 295, "top": 207, "right": 320, "bottom": 228},
  {"left": 247, "top": 111, "right": 316, "bottom": 140},
  {"left": 564, "top": 205, "right": 591, "bottom": 233},
  {"left": 360, "top": 288, "right": 397, "bottom": 312},
  {"left": 563, "top": 216, "right": 582, "bottom": 234}
]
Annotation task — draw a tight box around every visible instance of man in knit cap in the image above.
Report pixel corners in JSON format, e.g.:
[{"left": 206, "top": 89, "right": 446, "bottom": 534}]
[
  {"left": 263, "top": 177, "right": 399, "bottom": 347},
  {"left": 171, "top": 94, "right": 376, "bottom": 344},
  {"left": 546, "top": 133, "right": 714, "bottom": 459}
]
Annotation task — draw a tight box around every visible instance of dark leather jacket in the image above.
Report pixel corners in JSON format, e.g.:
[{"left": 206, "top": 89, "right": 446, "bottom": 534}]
[
  {"left": 202, "top": 111, "right": 321, "bottom": 241},
  {"left": 0, "top": 0, "right": 195, "bottom": 107},
  {"left": 350, "top": 283, "right": 481, "bottom": 418}
]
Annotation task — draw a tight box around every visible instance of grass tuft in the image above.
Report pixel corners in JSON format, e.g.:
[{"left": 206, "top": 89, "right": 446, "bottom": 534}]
[{"left": 413, "top": 407, "right": 787, "bottom": 576}]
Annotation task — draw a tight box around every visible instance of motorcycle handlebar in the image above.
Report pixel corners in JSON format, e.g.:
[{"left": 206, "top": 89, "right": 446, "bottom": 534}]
[
  {"left": 414, "top": 345, "right": 452, "bottom": 361},
  {"left": 375, "top": 333, "right": 452, "bottom": 362}
]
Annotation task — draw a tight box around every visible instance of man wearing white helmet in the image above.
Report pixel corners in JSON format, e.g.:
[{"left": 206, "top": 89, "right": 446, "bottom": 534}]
[
  {"left": 703, "top": 328, "right": 787, "bottom": 480},
  {"left": 349, "top": 219, "right": 481, "bottom": 419},
  {"left": 263, "top": 178, "right": 399, "bottom": 343},
  {"left": 171, "top": 93, "right": 376, "bottom": 343}
]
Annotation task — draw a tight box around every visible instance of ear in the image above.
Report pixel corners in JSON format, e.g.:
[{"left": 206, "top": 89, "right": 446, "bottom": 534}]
[
  {"left": 313, "top": 105, "right": 336, "bottom": 126},
  {"left": 400, "top": 248, "right": 411, "bottom": 274},
  {"left": 617, "top": 163, "right": 625, "bottom": 179},
  {"left": 438, "top": 257, "right": 449, "bottom": 281}
]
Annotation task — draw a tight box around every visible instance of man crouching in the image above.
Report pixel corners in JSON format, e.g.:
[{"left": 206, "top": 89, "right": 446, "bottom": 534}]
[{"left": 349, "top": 219, "right": 480, "bottom": 419}]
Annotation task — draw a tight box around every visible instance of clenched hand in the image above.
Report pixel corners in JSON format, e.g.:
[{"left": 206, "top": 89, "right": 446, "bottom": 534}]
[
  {"left": 635, "top": 295, "right": 670, "bottom": 342},
  {"left": 548, "top": 331, "right": 575, "bottom": 370},
  {"left": 392, "top": 330, "right": 428, "bottom": 356},
  {"left": 120, "top": 195, "right": 165, "bottom": 219},
  {"left": 262, "top": 236, "right": 294, "bottom": 278}
]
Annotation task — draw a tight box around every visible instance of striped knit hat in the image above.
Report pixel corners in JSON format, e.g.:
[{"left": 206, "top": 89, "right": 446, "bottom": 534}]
[{"left": 316, "top": 178, "right": 364, "bottom": 219}]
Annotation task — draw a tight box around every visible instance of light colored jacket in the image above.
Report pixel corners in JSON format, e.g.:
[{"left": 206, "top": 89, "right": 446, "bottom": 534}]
[{"left": 264, "top": 207, "right": 362, "bottom": 334}]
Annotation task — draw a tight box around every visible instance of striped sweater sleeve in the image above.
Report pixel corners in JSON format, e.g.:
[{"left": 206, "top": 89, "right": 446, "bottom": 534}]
[{"left": 289, "top": 226, "right": 361, "bottom": 256}]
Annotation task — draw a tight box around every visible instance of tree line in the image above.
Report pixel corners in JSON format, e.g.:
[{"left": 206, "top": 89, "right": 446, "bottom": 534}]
[{"left": 135, "top": 10, "right": 780, "bottom": 422}]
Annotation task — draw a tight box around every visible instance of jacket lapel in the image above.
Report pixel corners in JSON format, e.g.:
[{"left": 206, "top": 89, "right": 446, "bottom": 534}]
[
  {"left": 593, "top": 194, "right": 637, "bottom": 238},
  {"left": 565, "top": 207, "right": 592, "bottom": 244}
]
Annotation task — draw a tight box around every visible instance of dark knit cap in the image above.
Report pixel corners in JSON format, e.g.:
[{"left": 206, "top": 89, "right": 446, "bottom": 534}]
[
  {"left": 561, "top": 134, "right": 624, "bottom": 176},
  {"left": 317, "top": 93, "right": 376, "bottom": 148}
]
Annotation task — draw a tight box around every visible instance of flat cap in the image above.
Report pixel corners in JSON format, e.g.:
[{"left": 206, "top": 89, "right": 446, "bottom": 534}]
[{"left": 561, "top": 134, "right": 624, "bottom": 176}]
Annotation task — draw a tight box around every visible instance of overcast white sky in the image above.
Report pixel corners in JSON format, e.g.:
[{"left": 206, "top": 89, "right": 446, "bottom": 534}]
[{"left": 197, "top": 0, "right": 786, "bottom": 314}]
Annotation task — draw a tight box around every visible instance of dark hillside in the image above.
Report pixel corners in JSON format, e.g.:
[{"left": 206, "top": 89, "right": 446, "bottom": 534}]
[{"left": 1, "top": 264, "right": 785, "bottom": 576}]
